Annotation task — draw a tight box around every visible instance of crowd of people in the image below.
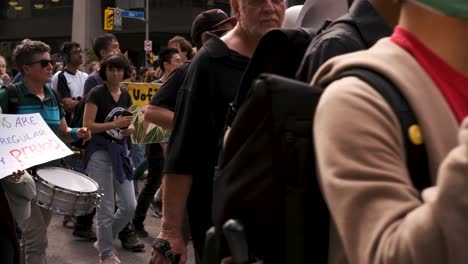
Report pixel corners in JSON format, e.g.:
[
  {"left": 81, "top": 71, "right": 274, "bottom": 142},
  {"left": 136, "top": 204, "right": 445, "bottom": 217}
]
[{"left": 1, "top": 0, "right": 468, "bottom": 263}]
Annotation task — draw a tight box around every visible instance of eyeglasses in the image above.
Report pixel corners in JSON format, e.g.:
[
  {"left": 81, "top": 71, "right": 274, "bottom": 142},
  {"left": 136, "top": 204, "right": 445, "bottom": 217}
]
[
  {"left": 27, "top": 59, "right": 53, "bottom": 68},
  {"left": 71, "top": 50, "right": 83, "bottom": 55}
]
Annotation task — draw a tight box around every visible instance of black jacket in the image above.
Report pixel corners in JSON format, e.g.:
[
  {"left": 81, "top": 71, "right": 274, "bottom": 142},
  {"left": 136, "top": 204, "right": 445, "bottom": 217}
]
[{"left": 296, "top": 0, "right": 392, "bottom": 83}]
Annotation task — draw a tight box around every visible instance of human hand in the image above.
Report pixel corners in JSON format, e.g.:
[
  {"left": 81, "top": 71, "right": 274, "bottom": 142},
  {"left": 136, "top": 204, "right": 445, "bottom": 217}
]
[
  {"left": 77, "top": 127, "right": 92, "bottom": 142},
  {"left": 6, "top": 170, "right": 25, "bottom": 182},
  {"left": 148, "top": 232, "right": 186, "bottom": 264},
  {"left": 61, "top": 98, "right": 79, "bottom": 112},
  {"left": 113, "top": 115, "right": 133, "bottom": 129},
  {"left": 120, "top": 124, "right": 135, "bottom": 137}
]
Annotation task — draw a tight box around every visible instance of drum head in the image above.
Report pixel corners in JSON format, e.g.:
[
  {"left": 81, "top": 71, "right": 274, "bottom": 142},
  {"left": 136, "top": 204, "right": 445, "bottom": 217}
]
[{"left": 36, "top": 167, "right": 98, "bottom": 193}]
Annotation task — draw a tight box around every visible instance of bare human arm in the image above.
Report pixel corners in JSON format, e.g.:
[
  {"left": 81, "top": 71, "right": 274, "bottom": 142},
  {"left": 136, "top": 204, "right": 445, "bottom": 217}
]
[
  {"left": 58, "top": 117, "right": 91, "bottom": 143},
  {"left": 144, "top": 105, "right": 174, "bottom": 130},
  {"left": 61, "top": 97, "right": 80, "bottom": 113},
  {"left": 149, "top": 173, "right": 192, "bottom": 264}
]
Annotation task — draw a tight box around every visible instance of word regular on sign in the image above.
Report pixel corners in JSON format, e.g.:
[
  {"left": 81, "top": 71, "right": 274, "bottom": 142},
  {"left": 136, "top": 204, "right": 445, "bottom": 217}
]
[{"left": 0, "top": 113, "right": 73, "bottom": 179}]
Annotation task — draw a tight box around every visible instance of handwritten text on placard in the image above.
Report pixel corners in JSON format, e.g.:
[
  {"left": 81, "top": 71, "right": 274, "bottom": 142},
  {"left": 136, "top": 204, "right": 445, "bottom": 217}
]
[{"left": 0, "top": 113, "right": 73, "bottom": 179}]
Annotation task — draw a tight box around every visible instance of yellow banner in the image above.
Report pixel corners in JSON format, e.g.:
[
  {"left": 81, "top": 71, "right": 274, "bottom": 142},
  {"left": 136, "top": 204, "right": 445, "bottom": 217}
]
[
  {"left": 121, "top": 82, "right": 168, "bottom": 144},
  {"left": 123, "top": 82, "right": 161, "bottom": 107}
]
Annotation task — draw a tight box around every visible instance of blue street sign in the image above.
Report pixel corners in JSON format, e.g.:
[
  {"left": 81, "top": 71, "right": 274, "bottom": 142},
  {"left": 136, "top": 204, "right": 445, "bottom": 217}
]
[{"left": 122, "top": 10, "right": 145, "bottom": 19}]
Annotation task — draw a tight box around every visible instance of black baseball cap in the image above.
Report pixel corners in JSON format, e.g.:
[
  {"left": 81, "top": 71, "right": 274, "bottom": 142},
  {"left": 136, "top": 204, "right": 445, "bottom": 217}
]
[{"left": 191, "top": 9, "right": 236, "bottom": 49}]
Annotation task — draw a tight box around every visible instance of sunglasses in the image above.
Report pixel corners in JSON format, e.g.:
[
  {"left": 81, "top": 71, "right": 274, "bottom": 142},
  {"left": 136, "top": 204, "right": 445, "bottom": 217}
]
[{"left": 27, "top": 59, "right": 53, "bottom": 68}]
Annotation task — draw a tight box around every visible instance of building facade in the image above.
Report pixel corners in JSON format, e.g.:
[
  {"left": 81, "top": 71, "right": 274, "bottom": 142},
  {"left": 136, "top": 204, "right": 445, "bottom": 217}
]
[
  {"left": 0, "top": 0, "right": 304, "bottom": 70},
  {"left": 0, "top": 0, "right": 232, "bottom": 69}
]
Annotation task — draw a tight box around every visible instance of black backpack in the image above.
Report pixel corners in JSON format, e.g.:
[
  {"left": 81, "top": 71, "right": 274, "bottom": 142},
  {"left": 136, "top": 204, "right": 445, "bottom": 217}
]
[
  {"left": 209, "top": 69, "right": 431, "bottom": 264},
  {"left": 68, "top": 99, "right": 87, "bottom": 149}
]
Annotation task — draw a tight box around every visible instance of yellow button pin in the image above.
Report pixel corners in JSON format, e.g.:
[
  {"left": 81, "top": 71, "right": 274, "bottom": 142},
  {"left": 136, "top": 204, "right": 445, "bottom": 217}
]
[{"left": 408, "top": 124, "right": 424, "bottom": 145}]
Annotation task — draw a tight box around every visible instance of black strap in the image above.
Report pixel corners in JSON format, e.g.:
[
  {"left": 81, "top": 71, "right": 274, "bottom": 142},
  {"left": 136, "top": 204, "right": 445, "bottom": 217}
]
[
  {"left": 152, "top": 238, "right": 181, "bottom": 264},
  {"left": 226, "top": 28, "right": 315, "bottom": 128},
  {"left": 6, "top": 85, "right": 61, "bottom": 115},
  {"left": 7, "top": 84, "right": 19, "bottom": 114},
  {"left": 336, "top": 68, "right": 431, "bottom": 191}
]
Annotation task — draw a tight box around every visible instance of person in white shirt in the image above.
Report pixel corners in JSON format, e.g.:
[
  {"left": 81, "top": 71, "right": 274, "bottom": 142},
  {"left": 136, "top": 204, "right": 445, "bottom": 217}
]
[{"left": 52, "top": 42, "right": 88, "bottom": 123}]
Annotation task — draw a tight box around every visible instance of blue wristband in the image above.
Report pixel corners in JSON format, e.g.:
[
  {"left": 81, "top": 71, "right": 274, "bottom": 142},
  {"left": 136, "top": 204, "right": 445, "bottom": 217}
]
[{"left": 70, "top": 128, "right": 80, "bottom": 141}]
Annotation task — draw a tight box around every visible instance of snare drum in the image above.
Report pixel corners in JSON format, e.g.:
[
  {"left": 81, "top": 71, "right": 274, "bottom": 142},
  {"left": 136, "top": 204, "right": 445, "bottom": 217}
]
[{"left": 34, "top": 167, "right": 101, "bottom": 216}]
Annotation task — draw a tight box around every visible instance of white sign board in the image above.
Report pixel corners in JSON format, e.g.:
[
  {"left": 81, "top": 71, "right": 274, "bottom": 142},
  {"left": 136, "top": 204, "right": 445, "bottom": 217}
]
[
  {"left": 114, "top": 8, "right": 122, "bottom": 31},
  {"left": 0, "top": 113, "right": 73, "bottom": 179},
  {"left": 144, "top": 40, "right": 152, "bottom": 52}
]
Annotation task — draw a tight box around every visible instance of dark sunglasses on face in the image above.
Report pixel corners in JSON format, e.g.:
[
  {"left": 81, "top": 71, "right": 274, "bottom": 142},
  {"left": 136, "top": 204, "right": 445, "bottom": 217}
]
[{"left": 27, "top": 59, "right": 53, "bottom": 68}]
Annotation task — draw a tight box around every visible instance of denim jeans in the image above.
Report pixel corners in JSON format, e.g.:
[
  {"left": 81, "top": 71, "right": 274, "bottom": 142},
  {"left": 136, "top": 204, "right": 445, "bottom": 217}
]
[
  {"left": 21, "top": 202, "right": 52, "bottom": 264},
  {"left": 87, "top": 151, "right": 136, "bottom": 258}
]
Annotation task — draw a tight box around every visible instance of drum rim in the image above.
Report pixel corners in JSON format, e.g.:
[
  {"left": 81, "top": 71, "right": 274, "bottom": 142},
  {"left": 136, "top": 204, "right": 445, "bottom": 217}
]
[{"left": 35, "top": 166, "right": 99, "bottom": 194}]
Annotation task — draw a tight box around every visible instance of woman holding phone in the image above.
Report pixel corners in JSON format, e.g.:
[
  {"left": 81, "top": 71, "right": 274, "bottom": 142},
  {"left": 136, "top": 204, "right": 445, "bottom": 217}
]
[{"left": 83, "top": 54, "right": 135, "bottom": 263}]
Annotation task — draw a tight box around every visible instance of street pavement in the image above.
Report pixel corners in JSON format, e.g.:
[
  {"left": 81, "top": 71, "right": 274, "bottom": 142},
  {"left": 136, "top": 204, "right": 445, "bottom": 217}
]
[{"left": 46, "top": 180, "right": 195, "bottom": 264}]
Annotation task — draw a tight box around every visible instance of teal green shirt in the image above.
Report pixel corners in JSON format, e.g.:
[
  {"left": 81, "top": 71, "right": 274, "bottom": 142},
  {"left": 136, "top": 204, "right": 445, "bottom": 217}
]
[{"left": 0, "top": 80, "right": 65, "bottom": 134}]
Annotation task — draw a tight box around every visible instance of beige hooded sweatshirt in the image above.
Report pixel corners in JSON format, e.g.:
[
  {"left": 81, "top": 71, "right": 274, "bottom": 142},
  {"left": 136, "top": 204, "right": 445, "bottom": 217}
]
[{"left": 312, "top": 38, "right": 468, "bottom": 264}]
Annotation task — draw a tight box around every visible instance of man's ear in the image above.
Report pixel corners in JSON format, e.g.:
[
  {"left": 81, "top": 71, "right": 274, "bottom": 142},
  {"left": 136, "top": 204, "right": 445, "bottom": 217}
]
[
  {"left": 201, "top": 32, "right": 208, "bottom": 46},
  {"left": 231, "top": 0, "right": 240, "bottom": 18},
  {"left": 21, "top": 65, "right": 29, "bottom": 75},
  {"left": 99, "top": 49, "right": 106, "bottom": 60}
]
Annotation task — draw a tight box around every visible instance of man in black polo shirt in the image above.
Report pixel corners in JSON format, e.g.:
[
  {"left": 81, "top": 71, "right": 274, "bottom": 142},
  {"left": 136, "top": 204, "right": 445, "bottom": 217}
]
[
  {"left": 148, "top": 1, "right": 286, "bottom": 263},
  {"left": 296, "top": 0, "right": 401, "bottom": 83},
  {"left": 145, "top": 9, "right": 236, "bottom": 131},
  {"left": 140, "top": 7, "right": 235, "bottom": 239}
]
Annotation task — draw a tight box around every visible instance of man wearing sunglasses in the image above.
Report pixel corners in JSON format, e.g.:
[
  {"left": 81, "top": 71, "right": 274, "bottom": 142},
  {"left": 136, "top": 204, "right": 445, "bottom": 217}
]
[{"left": 0, "top": 39, "right": 91, "bottom": 264}]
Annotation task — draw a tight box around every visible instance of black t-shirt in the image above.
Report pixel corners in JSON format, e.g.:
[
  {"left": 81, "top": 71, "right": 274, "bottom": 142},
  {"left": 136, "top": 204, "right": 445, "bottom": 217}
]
[
  {"left": 147, "top": 62, "right": 190, "bottom": 160},
  {"left": 150, "top": 61, "right": 190, "bottom": 112},
  {"left": 165, "top": 33, "right": 249, "bottom": 196},
  {"left": 86, "top": 84, "right": 132, "bottom": 140},
  {"left": 164, "top": 33, "right": 249, "bottom": 256}
]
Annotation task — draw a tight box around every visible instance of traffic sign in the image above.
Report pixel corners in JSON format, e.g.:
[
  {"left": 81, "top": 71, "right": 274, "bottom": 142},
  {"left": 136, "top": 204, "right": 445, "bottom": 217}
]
[
  {"left": 122, "top": 10, "right": 145, "bottom": 20},
  {"left": 114, "top": 8, "right": 122, "bottom": 31},
  {"left": 144, "top": 40, "right": 152, "bottom": 52}
]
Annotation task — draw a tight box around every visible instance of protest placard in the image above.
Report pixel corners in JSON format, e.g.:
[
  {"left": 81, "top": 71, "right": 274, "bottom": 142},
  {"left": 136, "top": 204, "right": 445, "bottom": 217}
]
[
  {"left": 122, "top": 82, "right": 171, "bottom": 144},
  {"left": 125, "top": 82, "right": 161, "bottom": 107},
  {"left": 0, "top": 113, "right": 73, "bottom": 179}
]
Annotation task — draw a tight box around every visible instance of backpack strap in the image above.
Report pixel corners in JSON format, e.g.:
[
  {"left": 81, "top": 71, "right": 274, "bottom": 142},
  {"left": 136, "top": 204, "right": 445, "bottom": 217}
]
[
  {"left": 337, "top": 68, "right": 431, "bottom": 192},
  {"left": 4, "top": 84, "right": 60, "bottom": 115},
  {"left": 49, "top": 86, "right": 61, "bottom": 106},
  {"left": 7, "top": 84, "right": 19, "bottom": 114},
  {"left": 226, "top": 28, "right": 316, "bottom": 128}
]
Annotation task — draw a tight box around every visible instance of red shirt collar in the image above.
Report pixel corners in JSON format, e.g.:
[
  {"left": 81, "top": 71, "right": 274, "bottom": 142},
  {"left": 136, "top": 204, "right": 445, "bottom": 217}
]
[{"left": 391, "top": 26, "right": 468, "bottom": 123}]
